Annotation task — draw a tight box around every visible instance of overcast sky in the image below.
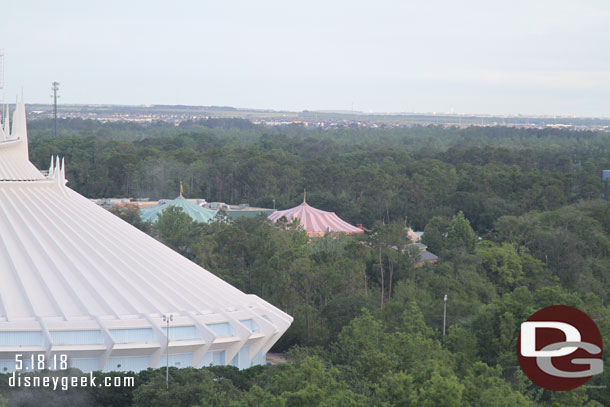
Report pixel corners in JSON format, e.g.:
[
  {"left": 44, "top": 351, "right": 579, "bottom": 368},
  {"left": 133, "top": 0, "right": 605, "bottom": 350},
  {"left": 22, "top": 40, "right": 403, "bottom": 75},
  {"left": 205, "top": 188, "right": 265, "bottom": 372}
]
[{"left": 2, "top": 0, "right": 609, "bottom": 116}]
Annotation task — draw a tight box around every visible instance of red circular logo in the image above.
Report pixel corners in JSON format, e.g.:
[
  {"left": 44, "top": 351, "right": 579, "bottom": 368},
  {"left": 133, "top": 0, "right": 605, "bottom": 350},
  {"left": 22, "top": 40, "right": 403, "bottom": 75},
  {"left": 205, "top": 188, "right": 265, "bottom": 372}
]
[{"left": 517, "top": 305, "right": 603, "bottom": 391}]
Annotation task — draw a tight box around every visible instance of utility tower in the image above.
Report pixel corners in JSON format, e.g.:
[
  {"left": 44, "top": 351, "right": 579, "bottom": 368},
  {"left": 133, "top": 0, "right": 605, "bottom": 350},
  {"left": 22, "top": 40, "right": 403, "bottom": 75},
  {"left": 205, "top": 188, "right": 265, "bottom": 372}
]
[{"left": 51, "top": 81, "right": 60, "bottom": 137}]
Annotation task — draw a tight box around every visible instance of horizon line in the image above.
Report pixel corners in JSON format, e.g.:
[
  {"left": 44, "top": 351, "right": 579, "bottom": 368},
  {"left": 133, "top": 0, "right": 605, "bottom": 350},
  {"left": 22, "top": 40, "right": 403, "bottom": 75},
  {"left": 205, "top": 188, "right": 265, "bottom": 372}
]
[{"left": 15, "top": 102, "right": 610, "bottom": 120}]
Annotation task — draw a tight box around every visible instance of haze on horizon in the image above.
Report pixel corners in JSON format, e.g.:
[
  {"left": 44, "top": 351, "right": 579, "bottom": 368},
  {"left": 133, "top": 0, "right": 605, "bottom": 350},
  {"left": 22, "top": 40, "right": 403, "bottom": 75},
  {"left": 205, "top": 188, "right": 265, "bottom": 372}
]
[{"left": 2, "top": 0, "right": 609, "bottom": 117}]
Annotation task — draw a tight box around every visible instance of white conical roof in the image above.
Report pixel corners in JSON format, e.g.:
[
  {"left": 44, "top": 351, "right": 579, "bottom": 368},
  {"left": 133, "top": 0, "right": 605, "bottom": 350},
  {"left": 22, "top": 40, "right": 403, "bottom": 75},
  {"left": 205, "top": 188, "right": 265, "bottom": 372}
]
[{"left": 0, "top": 94, "right": 292, "bottom": 372}]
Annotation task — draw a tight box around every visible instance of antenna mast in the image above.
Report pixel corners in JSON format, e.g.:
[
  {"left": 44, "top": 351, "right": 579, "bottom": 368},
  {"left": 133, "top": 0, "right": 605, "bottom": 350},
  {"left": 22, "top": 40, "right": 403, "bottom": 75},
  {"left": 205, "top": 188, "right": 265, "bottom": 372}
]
[{"left": 51, "top": 81, "right": 60, "bottom": 137}]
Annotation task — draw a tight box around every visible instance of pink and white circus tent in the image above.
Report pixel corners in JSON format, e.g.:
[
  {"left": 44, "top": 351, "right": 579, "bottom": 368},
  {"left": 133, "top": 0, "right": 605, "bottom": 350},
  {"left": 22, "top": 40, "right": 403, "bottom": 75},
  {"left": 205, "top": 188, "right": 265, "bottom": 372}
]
[{"left": 268, "top": 201, "right": 364, "bottom": 237}]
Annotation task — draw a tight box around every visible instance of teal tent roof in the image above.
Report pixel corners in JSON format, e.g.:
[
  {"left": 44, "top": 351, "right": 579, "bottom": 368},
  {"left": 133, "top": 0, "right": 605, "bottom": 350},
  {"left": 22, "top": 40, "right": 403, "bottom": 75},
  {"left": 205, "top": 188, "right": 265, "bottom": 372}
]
[{"left": 140, "top": 198, "right": 218, "bottom": 223}]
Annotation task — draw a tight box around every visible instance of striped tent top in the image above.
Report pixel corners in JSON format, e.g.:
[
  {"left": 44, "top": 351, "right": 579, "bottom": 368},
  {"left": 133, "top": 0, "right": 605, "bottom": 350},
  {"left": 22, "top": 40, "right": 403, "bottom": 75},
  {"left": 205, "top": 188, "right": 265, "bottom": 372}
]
[{"left": 268, "top": 202, "right": 363, "bottom": 237}]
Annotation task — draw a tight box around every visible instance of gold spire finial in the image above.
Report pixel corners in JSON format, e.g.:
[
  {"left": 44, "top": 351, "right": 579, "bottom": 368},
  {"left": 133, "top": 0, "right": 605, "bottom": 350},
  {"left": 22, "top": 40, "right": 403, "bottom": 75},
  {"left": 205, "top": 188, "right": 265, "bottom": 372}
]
[
  {"left": 303, "top": 188, "right": 306, "bottom": 204},
  {"left": 180, "top": 182, "right": 184, "bottom": 199}
]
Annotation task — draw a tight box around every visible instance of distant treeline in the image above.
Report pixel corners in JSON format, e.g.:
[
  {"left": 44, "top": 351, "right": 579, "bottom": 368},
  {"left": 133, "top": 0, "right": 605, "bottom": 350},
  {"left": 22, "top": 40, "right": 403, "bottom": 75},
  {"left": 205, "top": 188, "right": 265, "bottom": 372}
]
[{"left": 28, "top": 118, "right": 610, "bottom": 231}]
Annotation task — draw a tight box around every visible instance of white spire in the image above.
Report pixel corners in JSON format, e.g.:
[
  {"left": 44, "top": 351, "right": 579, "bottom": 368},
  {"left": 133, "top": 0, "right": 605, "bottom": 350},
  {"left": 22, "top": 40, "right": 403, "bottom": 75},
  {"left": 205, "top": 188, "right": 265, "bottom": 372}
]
[
  {"left": 12, "top": 89, "right": 27, "bottom": 140},
  {"left": 55, "top": 155, "right": 60, "bottom": 177},
  {"left": 0, "top": 105, "right": 5, "bottom": 141},
  {"left": 0, "top": 89, "right": 52, "bottom": 181},
  {"left": 52, "top": 155, "right": 67, "bottom": 186},
  {"left": 49, "top": 156, "right": 55, "bottom": 178},
  {"left": 11, "top": 95, "right": 17, "bottom": 139},
  {"left": 6, "top": 90, "right": 30, "bottom": 160},
  {"left": 3, "top": 104, "right": 10, "bottom": 139}
]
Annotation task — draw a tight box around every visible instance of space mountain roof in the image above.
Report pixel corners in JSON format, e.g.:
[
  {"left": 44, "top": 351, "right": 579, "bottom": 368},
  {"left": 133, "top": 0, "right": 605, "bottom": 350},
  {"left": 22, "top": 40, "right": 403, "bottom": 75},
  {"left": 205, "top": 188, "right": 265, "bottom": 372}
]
[
  {"left": 140, "top": 197, "right": 218, "bottom": 223},
  {"left": 268, "top": 200, "right": 363, "bottom": 237},
  {"left": 0, "top": 94, "right": 292, "bottom": 371}
]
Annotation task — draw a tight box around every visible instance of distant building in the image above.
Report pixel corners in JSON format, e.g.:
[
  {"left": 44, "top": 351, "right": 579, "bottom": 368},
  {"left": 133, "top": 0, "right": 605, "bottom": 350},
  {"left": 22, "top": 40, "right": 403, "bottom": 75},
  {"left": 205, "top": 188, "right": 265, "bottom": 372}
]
[
  {"left": 406, "top": 227, "right": 420, "bottom": 243},
  {"left": 95, "top": 197, "right": 275, "bottom": 223},
  {"left": 208, "top": 202, "right": 275, "bottom": 220},
  {"left": 409, "top": 242, "right": 439, "bottom": 267},
  {"left": 140, "top": 196, "right": 218, "bottom": 223}
]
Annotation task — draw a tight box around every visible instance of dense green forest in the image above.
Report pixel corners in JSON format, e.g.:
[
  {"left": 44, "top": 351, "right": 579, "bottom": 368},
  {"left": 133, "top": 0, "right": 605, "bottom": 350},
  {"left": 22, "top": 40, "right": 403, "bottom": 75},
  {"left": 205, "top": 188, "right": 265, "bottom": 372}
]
[
  {"left": 4, "top": 118, "right": 609, "bottom": 406},
  {"left": 28, "top": 118, "right": 610, "bottom": 231}
]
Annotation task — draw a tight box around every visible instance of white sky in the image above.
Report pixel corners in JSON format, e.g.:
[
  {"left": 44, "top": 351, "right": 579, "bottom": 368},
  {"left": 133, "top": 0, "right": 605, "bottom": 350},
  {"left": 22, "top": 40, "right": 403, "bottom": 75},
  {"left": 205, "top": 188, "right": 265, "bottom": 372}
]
[{"left": 2, "top": 0, "right": 610, "bottom": 116}]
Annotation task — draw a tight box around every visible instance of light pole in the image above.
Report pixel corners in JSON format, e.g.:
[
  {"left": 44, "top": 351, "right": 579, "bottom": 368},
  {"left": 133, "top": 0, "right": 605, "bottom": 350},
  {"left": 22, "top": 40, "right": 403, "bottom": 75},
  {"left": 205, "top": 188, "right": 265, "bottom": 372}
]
[
  {"left": 162, "top": 314, "right": 173, "bottom": 390},
  {"left": 442, "top": 294, "right": 448, "bottom": 337}
]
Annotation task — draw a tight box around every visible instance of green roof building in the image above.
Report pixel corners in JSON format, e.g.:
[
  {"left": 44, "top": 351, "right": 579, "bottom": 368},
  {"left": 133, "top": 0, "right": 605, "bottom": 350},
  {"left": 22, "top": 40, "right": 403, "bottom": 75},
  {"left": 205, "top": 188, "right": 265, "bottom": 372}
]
[{"left": 140, "top": 197, "right": 218, "bottom": 223}]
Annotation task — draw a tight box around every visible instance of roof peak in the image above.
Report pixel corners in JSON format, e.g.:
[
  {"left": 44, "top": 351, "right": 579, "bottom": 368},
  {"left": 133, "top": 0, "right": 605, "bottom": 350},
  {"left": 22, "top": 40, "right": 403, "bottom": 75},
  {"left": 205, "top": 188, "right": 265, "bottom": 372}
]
[{"left": 0, "top": 90, "right": 49, "bottom": 181}]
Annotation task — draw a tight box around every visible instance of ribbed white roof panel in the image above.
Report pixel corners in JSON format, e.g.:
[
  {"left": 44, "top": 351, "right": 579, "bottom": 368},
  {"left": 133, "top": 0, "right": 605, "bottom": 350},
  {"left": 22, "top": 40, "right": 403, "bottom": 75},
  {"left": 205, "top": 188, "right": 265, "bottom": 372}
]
[{"left": 0, "top": 143, "right": 45, "bottom": 180}]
